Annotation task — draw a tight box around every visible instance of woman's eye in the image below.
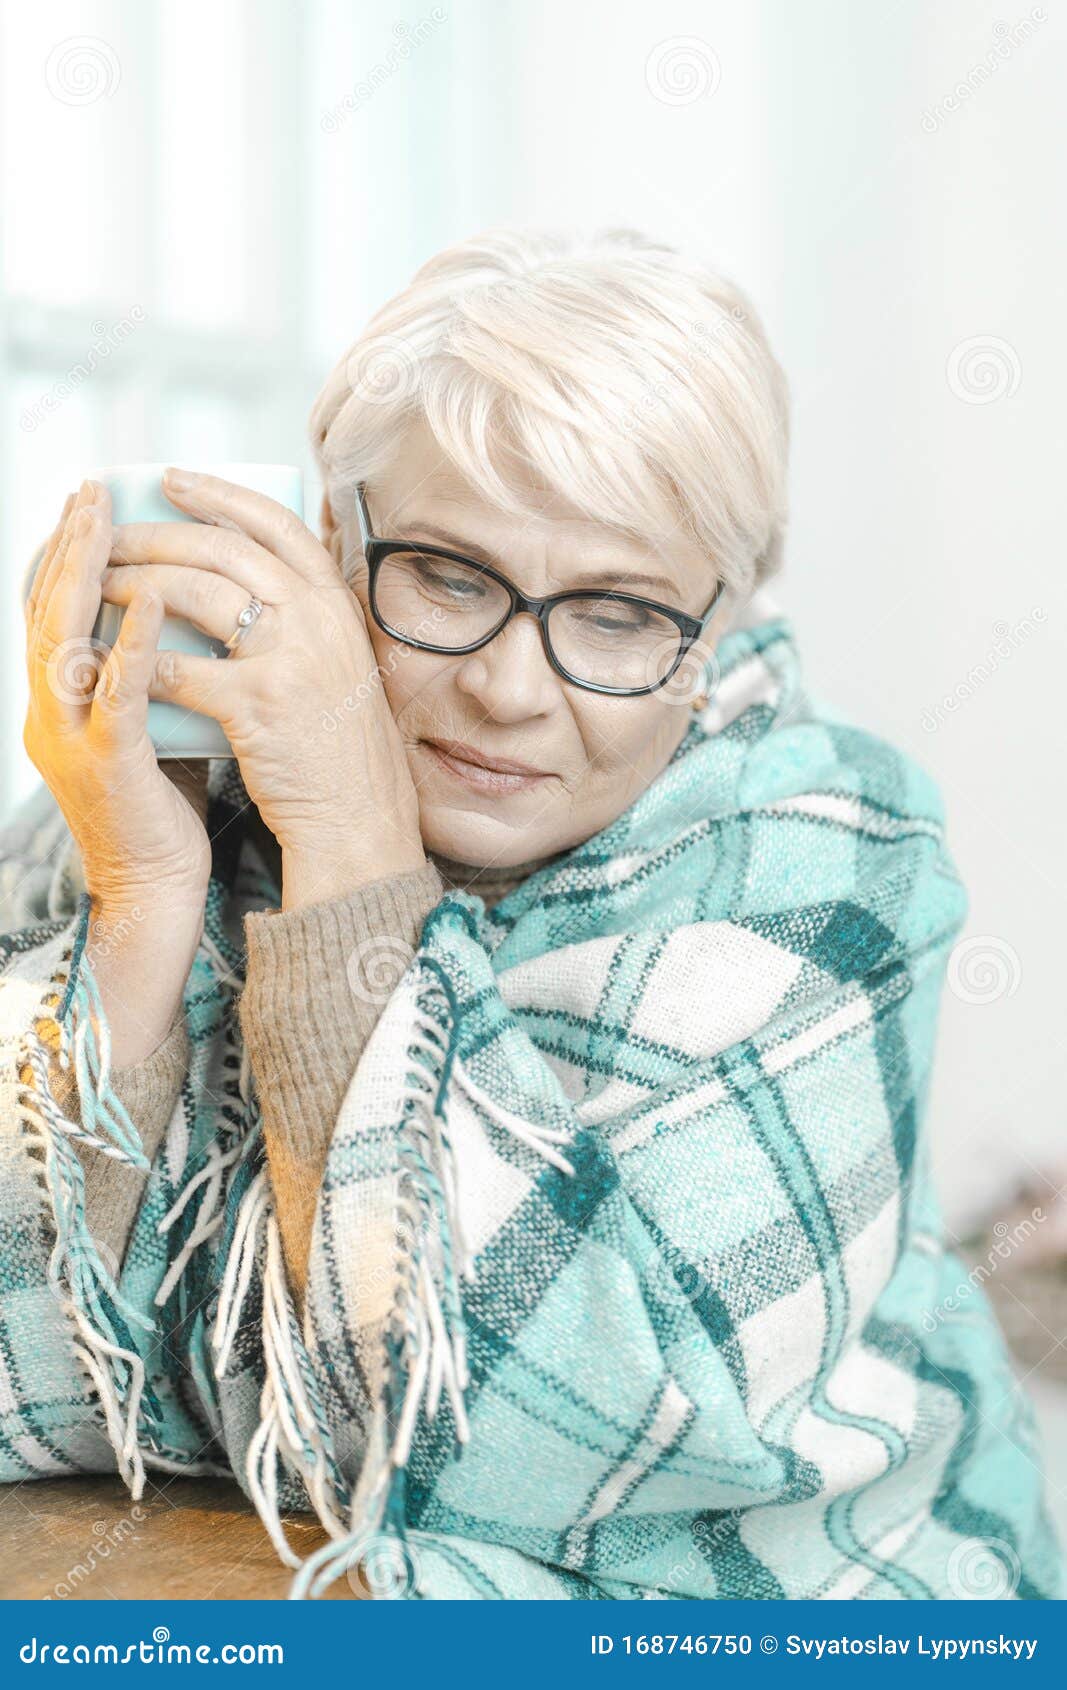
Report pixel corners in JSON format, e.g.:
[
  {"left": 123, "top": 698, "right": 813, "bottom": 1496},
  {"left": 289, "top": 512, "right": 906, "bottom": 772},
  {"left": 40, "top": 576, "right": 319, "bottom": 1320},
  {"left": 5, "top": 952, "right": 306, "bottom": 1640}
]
[
  {"left": 415, "top": 560, "right": 485, "bottom": 601},
  {"left": 573, "top": 602, "right": 651, "bottom": 637}
]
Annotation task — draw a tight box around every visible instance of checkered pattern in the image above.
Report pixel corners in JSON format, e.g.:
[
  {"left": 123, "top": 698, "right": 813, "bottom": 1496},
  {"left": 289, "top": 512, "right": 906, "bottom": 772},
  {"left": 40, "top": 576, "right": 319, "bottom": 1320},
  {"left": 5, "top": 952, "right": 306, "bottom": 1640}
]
[{"left": 0, "top": 596, "right": 1062, "bottom": 1600}]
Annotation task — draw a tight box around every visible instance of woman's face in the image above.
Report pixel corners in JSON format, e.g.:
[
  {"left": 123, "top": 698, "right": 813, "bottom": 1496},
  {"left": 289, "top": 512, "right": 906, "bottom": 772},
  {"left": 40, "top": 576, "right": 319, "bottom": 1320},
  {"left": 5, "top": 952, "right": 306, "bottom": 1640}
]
[{"left": 330, "top": 420, "right": 727, "bottom": 868}]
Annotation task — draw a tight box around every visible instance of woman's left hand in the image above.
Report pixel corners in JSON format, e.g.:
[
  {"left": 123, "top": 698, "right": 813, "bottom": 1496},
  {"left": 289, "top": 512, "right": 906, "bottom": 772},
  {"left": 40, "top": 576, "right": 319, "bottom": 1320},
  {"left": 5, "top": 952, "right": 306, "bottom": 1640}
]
[{"left": 102, "top": 467, "right": 427, "bottom": 906}]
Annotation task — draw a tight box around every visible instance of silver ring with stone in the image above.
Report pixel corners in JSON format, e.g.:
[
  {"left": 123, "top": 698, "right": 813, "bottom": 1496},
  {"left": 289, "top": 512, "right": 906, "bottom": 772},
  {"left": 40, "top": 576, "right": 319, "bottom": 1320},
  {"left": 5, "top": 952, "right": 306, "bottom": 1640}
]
[{"left": 223, "top": 595, "right": 265, "bottom": 653}]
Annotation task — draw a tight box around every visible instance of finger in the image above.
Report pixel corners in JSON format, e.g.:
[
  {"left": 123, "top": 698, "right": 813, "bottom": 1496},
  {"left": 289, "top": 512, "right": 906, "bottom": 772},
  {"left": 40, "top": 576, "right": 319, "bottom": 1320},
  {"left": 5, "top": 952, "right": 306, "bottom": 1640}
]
[
  {"left": 101, "top": 562, "right": 253, "bottom": 648},
  {"left": 110, "top": 520, "right": 290, "bottom": 601},
  {"left": 34, "top": 480, "right": 101, "bottom": 621},
  {"left": 36, "top": 491, "right": 110, "bottom": 644},
  {"left": 146, "top": 645, "right": 236, "bottom": 727},
  {"left": 26, "top": 491, "right": 76, "bottom": 622},
  {"left": 160, "top": 468, "right": 333, "bottom": 585},
  {"left": 40, "top": 483, "right": 90, "bottom": 585},
  {"left": 33, "top": 498, "right": 115, "bottom": 727},
  {"left": 90, "top": 588, "right": 166, "bottom": 746}
]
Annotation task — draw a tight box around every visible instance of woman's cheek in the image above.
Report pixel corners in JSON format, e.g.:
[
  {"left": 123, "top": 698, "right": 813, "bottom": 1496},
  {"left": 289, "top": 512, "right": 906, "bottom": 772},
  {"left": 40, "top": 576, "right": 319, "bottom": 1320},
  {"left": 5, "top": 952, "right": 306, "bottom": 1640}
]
[
  {"left": 367, "top": 637, "right": 441, "bottom": 734},
  {"left": 573, "top": 693, "right": 671, "bottom": 774},
  {"left": 581, "top": 698, "right": 691, "bottom": 812}
]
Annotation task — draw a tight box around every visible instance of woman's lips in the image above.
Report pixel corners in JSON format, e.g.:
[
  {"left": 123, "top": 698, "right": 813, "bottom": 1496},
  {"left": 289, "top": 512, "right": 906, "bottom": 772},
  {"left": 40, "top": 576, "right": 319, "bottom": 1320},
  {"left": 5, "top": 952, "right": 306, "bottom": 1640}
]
[{"left": 421, "top": 738, "right": 550, "bottom": 795}]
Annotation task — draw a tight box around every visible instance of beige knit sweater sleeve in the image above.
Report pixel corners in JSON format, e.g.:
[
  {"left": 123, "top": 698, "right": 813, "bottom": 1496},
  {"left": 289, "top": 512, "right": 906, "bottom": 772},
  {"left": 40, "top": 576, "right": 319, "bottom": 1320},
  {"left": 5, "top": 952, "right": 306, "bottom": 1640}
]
[
  {"left": 61, "top": 862, "right": 443, "bottom": 1312},
  {"left": 236, "top": 861, "right": 443, "bottom": 1307}
]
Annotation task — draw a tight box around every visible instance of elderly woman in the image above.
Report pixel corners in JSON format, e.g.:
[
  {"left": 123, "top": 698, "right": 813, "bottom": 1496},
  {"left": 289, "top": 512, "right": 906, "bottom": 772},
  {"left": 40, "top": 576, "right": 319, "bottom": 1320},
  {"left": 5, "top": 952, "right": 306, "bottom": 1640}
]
[{"left": 0, "top": 227, "right": 1061, "bottom": 1601}]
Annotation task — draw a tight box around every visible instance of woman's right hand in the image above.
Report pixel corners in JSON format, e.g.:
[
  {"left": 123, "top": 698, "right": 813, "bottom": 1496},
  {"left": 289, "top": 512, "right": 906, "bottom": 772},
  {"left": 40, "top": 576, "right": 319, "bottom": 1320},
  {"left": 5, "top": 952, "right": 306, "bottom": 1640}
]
[{"left": 23, "top": 479, "right": 212, "bottom": 1067}]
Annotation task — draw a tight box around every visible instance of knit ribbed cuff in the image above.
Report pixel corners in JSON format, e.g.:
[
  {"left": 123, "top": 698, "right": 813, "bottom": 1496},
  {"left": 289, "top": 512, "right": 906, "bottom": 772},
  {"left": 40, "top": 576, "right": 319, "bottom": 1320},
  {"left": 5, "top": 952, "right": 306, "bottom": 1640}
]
[{"left": 237, "top": 860, "right": 444, "bottom": 1302}]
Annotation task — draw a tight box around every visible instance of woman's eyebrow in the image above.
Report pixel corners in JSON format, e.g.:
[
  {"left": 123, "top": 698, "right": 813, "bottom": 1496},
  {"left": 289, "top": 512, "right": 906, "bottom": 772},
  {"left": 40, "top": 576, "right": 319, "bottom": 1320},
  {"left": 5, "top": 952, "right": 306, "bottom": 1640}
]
[
  {"left": 401, "top": 521, "right": 682, "bottom": 600},
  {"left": 401, "top": 521, "right": 500, "bottom": 566}
]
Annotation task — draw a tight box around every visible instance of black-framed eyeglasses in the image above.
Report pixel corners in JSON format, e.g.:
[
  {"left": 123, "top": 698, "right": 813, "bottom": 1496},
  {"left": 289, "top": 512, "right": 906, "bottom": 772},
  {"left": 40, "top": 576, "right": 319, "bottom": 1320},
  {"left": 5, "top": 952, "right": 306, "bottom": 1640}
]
[{"left": 351, "top": 482, "right": 725, "bottom": 698}]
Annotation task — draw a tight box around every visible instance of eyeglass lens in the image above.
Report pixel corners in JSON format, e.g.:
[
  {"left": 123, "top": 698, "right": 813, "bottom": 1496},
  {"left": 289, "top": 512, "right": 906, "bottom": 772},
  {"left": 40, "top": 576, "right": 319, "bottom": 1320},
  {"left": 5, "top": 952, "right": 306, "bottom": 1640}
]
[{"left": 373, "top": 549, "right": 687, "bottom": 690}]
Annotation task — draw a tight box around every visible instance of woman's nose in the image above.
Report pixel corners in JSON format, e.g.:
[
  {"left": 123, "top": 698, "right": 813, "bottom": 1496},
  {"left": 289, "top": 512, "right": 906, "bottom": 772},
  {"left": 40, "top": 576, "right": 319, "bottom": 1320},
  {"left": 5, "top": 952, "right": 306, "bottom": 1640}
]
[{"left": 453, "top": 613, "right": 561, "bottom": 720}]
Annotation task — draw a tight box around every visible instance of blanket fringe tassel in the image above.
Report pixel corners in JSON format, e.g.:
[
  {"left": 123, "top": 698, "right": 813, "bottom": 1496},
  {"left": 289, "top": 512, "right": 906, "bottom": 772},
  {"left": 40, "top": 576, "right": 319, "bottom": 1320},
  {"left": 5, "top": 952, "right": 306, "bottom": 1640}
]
[
  {"left": 211, "top": 964, "right": 577, "bottom": 1599},
  {"left": 288, "top": 976, "right": 575, "bottom": 1599},
  {"left": 212, "top": 1166, "right": 352, "bottom": 1570},
  {"left": 13, "top": 945, "right": 159, "bottom": 1499}
]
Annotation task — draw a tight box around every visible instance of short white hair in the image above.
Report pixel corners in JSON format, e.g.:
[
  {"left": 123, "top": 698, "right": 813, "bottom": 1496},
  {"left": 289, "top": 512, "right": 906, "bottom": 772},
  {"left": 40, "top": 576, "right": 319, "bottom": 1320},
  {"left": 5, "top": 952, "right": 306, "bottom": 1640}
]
[{"left": 310, "top": 225, "right": 790, "bottom": 608}]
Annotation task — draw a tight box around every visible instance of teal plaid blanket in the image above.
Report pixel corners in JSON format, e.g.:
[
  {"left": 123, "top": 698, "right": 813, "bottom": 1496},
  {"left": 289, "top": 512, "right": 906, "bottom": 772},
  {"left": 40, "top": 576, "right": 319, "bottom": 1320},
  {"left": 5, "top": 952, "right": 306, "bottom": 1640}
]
[{"left": 0, "top": 597, "right": 1062, "bottom": 1600}]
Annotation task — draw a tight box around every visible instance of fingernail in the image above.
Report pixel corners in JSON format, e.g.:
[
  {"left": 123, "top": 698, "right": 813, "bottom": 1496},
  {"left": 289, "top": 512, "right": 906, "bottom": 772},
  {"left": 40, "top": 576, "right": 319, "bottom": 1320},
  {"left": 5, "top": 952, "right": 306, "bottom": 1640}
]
[{"left": 164, "top": 467, "right": 196, "bottom": 491}]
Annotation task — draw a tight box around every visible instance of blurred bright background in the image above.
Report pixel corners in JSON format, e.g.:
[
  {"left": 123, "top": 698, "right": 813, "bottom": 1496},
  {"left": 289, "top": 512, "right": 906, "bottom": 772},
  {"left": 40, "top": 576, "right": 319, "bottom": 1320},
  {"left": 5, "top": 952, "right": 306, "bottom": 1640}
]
[{"left": 2, "top": 0, "right": 1064, "bottom": 1481}]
